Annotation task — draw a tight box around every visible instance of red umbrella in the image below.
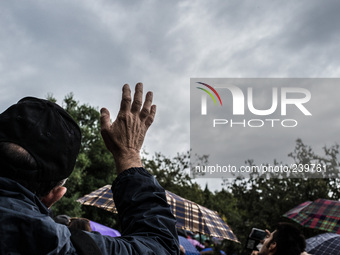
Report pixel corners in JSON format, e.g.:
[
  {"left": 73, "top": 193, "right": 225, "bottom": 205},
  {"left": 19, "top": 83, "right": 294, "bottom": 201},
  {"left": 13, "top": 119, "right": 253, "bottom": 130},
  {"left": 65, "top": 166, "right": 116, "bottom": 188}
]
[{"left": 283, "top": 199, "right": 340, "bottom": 234}]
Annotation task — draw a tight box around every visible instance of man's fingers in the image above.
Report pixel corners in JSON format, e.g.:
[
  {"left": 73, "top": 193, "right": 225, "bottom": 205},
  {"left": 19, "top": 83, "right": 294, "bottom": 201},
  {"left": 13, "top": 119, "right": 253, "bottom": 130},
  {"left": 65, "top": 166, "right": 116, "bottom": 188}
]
[
  {"left": 140, "top": 91, "right": 153, "bottom": 120},
  {"left": 100, "top": 107, "right": 111, "bottom": 132},
  {"left": 120, "top": 84, "right": 132, "bottom": 112},
  {"left": 145, "top": 105, "right": 156, "bottom": 128},
  {"left": 131, "top": 83, "right": 143, "bottom": 113}
]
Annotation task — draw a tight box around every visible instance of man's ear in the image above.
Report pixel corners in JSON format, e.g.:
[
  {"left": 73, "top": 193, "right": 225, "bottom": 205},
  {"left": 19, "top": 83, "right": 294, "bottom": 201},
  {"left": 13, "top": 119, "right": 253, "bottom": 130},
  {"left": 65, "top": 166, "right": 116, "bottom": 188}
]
[{"left": 41, "top": 186, "right": 67, "bottom": 209}]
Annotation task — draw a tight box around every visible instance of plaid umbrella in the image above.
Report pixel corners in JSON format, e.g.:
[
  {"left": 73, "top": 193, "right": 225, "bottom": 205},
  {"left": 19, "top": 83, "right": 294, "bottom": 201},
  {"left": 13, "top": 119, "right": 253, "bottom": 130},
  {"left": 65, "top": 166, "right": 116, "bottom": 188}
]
[
  {"left": 77, "top": 185, "right": 239, "bottom": 242},
  {"left": 283, "top": 199, "right": 340, "bottom": 234},
  {"left": 305, "top": 233, "right": 340, "bottom": 255}
]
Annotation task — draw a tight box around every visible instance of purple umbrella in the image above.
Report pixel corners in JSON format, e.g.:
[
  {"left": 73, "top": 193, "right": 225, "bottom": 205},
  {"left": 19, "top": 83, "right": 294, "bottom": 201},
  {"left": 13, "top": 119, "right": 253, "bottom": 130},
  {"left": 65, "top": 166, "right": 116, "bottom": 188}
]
[{"left": 89, "top": 221, "right": 121, "bottom": 237}]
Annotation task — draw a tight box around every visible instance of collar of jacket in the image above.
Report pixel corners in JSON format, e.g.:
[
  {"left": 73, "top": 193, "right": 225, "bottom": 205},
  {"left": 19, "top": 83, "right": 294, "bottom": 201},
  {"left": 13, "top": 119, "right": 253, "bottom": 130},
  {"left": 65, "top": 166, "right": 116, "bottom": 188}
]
[{"left": 0, "top": 176, "right": 50, "bottom": 215}]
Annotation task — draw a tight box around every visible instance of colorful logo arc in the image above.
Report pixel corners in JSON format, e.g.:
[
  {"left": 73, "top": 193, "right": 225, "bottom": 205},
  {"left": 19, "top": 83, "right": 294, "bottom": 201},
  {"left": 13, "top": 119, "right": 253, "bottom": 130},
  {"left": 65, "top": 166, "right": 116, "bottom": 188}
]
[{"left": 196, "top": 82, "right": 223, "bottom": 106}]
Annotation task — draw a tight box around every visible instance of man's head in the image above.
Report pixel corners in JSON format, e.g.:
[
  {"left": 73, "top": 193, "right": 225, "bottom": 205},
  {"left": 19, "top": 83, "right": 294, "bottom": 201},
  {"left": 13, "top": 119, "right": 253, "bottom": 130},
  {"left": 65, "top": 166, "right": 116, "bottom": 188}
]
[
  {"left": 258, "top": 222, "right": 305, "bottom": 255},
  {"left": 0, "top": 97, "right": 81, "bottom": 200}
]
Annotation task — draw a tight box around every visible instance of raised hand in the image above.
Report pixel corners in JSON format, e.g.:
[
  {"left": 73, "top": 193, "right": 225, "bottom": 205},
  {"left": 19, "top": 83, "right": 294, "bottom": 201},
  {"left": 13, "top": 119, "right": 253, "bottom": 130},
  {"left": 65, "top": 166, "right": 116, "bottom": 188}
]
[{"left": 100, "top": 83, "right": 156, "bottom": 174}]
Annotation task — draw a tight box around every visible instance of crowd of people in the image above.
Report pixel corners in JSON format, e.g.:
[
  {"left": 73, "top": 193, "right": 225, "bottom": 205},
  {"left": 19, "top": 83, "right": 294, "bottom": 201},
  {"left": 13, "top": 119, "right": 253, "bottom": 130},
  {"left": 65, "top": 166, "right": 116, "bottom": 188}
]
[
  {"left": 0, "top": 83, "right": 315, "bottom": 255},
  {"left": 177, "top": 223, "right": 312, "bottom": 255}
]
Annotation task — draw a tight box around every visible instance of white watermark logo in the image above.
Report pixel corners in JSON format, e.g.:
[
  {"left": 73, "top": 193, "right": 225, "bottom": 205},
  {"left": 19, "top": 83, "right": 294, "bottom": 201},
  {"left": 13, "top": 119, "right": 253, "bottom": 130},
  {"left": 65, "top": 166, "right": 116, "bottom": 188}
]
[{"left": 197, "top": 83, "right": 312, "bottom": 128}]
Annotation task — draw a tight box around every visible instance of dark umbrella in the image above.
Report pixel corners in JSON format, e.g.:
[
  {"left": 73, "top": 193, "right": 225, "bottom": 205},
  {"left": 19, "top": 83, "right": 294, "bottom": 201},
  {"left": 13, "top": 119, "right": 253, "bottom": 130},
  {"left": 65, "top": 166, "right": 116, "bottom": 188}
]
[
  {"left": 77, "top": 185, "right": 239, "bottom": 242},
  {"left": 283, "top": 199, "right": 340, "bottom": 234},
  {"left": 305, "top": 233, "right": 340, "bottom": 255}
]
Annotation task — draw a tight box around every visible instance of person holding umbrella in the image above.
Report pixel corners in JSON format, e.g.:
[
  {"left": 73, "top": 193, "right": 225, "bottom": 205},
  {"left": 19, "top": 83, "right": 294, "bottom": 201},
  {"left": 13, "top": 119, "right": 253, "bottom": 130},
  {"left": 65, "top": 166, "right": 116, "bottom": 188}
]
[{"left": 0, "top": 83, "right": 179, "bottom": 254}]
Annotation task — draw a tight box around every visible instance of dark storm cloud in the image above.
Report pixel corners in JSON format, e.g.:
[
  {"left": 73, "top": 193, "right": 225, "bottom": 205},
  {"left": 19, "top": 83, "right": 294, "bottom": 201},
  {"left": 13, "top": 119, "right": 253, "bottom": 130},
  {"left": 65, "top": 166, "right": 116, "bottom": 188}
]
[{"left": 1, "top": 0, "right": 340, "bottom": 190}]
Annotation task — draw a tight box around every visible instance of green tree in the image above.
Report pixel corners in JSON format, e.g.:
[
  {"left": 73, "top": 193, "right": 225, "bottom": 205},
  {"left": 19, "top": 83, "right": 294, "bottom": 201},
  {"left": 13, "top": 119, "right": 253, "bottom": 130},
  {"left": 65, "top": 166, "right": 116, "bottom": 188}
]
[
  {"left": 51, "top": 94, "right": 118, "bottom": 229},
  {"left": 143, "top": 150, "right": 206, "bottom": 204}
]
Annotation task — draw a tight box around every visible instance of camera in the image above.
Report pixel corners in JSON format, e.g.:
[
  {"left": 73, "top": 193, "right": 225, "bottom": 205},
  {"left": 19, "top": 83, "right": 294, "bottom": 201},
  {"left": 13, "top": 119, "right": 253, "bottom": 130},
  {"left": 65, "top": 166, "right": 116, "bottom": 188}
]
[
  {"left": 245, "top": 228, "right": 267, "bottom": 251},
  {"left": 249, "top": 228, "right": 267, "bottom": 240}
]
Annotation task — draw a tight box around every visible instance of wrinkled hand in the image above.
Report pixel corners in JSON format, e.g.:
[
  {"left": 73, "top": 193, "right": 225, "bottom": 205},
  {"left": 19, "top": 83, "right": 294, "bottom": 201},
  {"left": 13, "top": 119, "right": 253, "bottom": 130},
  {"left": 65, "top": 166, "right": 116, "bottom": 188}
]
[{"left": 100, "top": 83, "right": 156, "bottom": 174}]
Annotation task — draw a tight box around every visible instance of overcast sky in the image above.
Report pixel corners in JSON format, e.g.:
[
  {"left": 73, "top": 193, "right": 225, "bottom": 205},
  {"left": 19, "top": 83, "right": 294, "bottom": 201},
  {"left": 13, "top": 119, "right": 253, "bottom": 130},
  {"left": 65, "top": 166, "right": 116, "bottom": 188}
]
[{"left": 1, "top": 0, "right": 340, "bottom": 191}]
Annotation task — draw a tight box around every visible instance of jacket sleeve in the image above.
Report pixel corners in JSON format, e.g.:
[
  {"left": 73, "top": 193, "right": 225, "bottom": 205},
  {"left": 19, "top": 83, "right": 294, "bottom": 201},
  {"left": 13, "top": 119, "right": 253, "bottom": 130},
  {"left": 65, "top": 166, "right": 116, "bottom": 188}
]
[{"left": 86, "top": 167, "right": 180, "bottom": 255}]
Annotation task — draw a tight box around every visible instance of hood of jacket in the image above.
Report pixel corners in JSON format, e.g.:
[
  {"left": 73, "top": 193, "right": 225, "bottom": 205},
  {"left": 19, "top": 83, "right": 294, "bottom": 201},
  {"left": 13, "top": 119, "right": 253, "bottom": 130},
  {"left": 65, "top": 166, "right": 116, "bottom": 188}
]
[{"left": 0, "top": 177, "right": 75, "bottom": 254}]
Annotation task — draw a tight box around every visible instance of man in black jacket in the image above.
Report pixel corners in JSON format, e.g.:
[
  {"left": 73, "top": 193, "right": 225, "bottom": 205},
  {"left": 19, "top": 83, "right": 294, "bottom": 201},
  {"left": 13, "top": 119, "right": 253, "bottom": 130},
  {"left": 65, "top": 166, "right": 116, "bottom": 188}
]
[{"left": 0, "top": 83, "right": 179, "bottom": 254}]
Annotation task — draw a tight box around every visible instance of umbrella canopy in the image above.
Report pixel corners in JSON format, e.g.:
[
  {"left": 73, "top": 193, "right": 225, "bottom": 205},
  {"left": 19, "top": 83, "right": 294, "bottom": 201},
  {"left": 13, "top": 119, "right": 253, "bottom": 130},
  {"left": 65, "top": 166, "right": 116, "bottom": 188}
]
[
  {"left": 305, "top": 233, "right": 340, "bottom": 255},
  {"left": 77, "top": 185, "right": 239, "bottom": 242},
  {"left": 89, "top": 221, "right": 121, "bottom": 237},
  {"left": 283, "top": 199, "right": 340, "bottom": 234}
]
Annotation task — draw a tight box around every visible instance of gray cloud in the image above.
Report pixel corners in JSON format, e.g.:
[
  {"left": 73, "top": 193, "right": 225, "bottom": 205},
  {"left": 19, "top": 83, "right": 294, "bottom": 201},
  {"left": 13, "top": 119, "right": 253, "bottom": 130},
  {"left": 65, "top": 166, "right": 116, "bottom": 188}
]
[{"left": 1, "top": 0, "right": 340, "bottom": 190}]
